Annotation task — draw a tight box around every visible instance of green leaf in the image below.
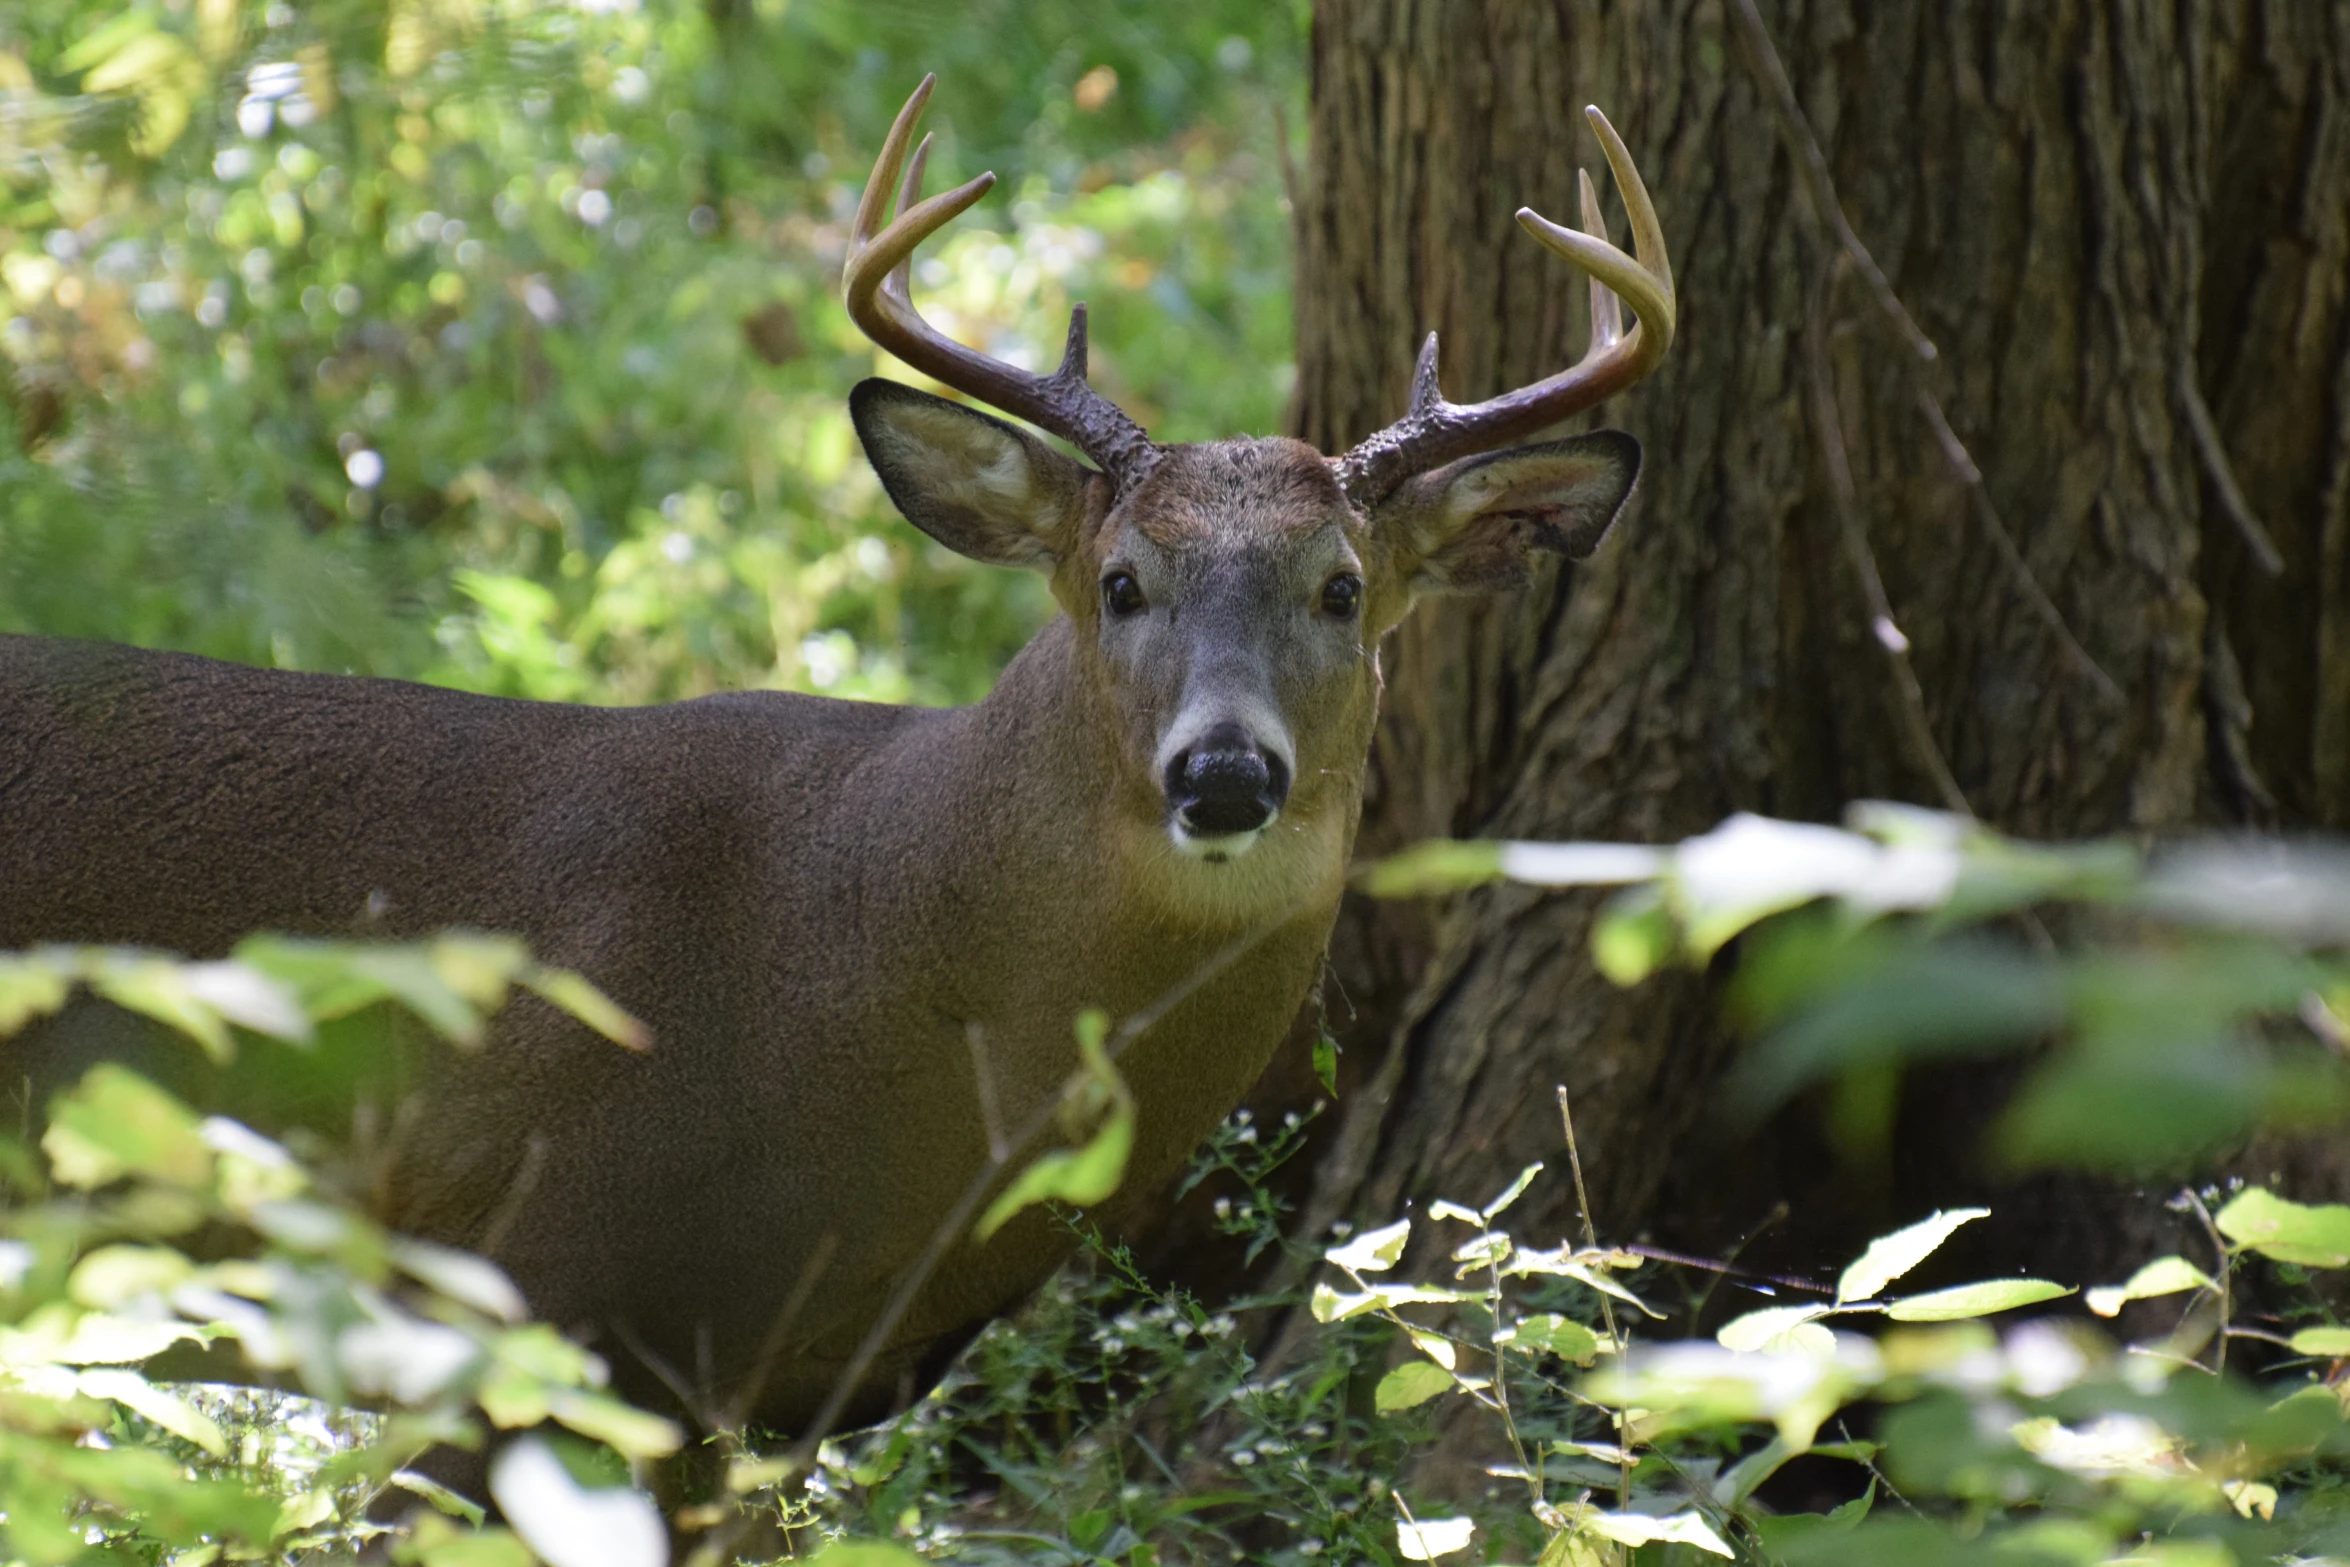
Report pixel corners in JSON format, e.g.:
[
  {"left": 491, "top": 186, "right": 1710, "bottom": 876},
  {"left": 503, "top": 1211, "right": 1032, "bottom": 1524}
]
[
  {"left": 1375, "top": 1359, "right": 1455, "bottom": 1413},
  {"left": 1837, "top": 1208, "right": 1989, "bottom": 1304},
  {"left": 1326, "top": 1218, "right": 1412, "bottom": 1274},
  {"left": 2289, "top": 1327, "right": 2350, "bottom": 1356},
  {"left": 1582, "top": 1510, "right": 1734, "bottom": 1557},
  {"left": 75, "top": 1367, "right": 229, "bottom": 1456},
  {"left": 1313, "top": 1030, "right": 1339, "bottom": 1095},
  {"left": 1717, "top": 1305, "right": 1837, "bottom": 1354},
  {"left": 86, "top": 952, "right": 236, "bottom": 1063},
  {"left": 545, "top": 1388, "right": 684, "bottom": 1460},
  {"left": 1505, "top": 1313, "right": 1602, "bottom": 1365},
  {"left": 1482, "top": 1161, "right": 1544, "bottom": 1219},
  {"left": 68, "top": 1244, "right": 194, "bottom": 1308},
  {"left": 2085, "top": 1255, "right": 2214, "bottom": 1317},
  {"left": 810, "top": 1543, "right": 933, "bottom": 1567},
  {"left": 1354, "top": 839, "right": 1504, "bottom": 897},
  {"left": 42, "top": 1064, "right": 211, "bottom": 1189},
  {"left": 2214, "top": 1187, "right": 2350, "bottom": 1268},
  {"left": 975, "top": 1011, "right": 1134, "bottom": 1241},
  {"left": 522, "top": 968, "right": 650, "bottom": 1051},
  {"left": 1882, "top": 1278, "right": 2072, "bottom": 1321},
  {"left": 0, "top": 951, "right": 74, "bottom": 1037},
  {"left": 1592, "top": 885, "right": 1676, "bottom": 987},
  {"left": 1309, "top": 1282, "right": 1476, "bottom": 1323}
]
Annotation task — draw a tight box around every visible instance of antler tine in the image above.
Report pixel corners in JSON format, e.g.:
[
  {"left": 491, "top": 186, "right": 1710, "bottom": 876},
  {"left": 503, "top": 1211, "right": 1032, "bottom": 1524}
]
[
  {"left": 1578, "top": 168, "right": 1623, "bottom": 351},
  {"left": 1335, "top": 104, "right": 1676, "bottom": 505},
  {"left": 882, "top": 130, "right": 934, "bottom": 304},
  {"left": 844, "top": 77, "right": 1160, "bottom": 491}
]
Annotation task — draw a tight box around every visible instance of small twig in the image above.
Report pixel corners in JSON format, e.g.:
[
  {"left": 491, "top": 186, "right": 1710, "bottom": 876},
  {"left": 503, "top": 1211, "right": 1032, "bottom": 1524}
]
[
  {"left": 2181, "top": 1186, "right": 2233, "bottom": 1375},
  {"left": 1806, "top": 254, "right": 1973, "bottom": 817},
  {"left": 1835, "top": 1416, "right": 1921, "bottom": 1516},
  {"left": 1556, "top": 1084, "right": 1629, "bottom": 1509},
  {"left": 966, "top": 1022, "right": 1007, "bottom": 1163},
  {"left": 473, "top": 1132, "right": 549, "bottom": 1262},
  {"left": 1730, "top": 0, "right": 2123, "bottom": 708},
  {"left": 1912, "top": 388, "right": 2124, "bottom": 704},
  {"left": 2176, "top": 360, "right": 2286, "bottom": 576},
  {"left": 1726, "top": 0, "right": 1934, "bottom": 366},
  {"left": 724, "top": 1230, "right": 841, "bottom": 1431}
]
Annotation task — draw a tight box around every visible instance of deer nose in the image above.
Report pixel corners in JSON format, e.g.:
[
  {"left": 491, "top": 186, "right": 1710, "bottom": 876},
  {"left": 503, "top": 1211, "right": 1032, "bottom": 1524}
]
[{"left": 1165, "top": 724, "right": 1291, "bottom": 837}]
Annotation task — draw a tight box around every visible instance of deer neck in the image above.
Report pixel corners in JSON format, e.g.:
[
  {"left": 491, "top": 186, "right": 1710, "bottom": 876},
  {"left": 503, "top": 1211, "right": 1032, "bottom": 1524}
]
[{"left": 954, "top": 616, "right": 1359, "bottom": 943}]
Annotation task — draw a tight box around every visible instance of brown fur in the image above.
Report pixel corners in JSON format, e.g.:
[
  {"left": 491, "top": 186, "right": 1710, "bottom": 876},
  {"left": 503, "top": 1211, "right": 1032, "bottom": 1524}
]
[{"left": 0, "top": 406, "right": 1638, "bottom": 1440}]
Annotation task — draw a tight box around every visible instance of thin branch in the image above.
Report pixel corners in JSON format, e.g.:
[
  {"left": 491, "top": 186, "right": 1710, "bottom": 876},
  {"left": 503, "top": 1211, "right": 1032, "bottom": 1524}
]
[
  {"left": 1729, "top": 0, "right": 2123, "bottom": 708},
  {"left": 1726, "top": 0, "right": 1933, "bottom": 366},
  {"left": 1556, "top": 1084, "right": 1629, "bottom": 1510},
  {"left": 2176, "top": 359, "right": 2286, "bottom": 576},
  {"left": 1806, "top": 255, "right": 1973, "bottom": 816}
]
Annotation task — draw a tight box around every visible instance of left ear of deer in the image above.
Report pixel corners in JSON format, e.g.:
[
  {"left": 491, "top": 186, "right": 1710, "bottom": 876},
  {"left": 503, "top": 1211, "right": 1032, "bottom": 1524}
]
[{"left": 1380, "top": 430, "right": 1642, "bottom": 594}]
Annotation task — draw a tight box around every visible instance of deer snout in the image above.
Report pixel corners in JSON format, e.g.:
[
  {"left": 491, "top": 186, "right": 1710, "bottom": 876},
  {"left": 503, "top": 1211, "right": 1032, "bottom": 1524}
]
[{"left": 1165, "top": 723, "right": 1291, "bottom": 843}]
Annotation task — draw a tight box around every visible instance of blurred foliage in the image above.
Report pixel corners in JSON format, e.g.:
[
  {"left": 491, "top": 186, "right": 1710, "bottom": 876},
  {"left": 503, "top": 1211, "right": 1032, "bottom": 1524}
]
[
  {"left": 1363, "top": 805, "right": 2350, "bottom": 1178},
  {"left": 0, "top": 0, "right": 1302, "bottom": 704},
  {"left": 0, "top": 937, "right": 680, "bottom": 1562},
  {"left": 16, "top": 811, "right": 2350, "bottom": 1562}
]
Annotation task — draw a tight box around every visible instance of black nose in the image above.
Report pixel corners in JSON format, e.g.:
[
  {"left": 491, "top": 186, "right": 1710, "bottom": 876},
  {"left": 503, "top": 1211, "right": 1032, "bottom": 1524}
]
[{"left": 1165, "top": 724, "right": 1291, "bottom": 836}]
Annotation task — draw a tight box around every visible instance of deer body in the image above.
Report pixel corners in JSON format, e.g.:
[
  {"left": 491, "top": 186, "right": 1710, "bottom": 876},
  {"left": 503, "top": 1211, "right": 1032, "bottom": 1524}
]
[
  {"left": 0, "top": 558, "right": 1344, "bottom": 1429},
  {"left": 0, "top": 77, "right": 1675, "bottom": 1447}
]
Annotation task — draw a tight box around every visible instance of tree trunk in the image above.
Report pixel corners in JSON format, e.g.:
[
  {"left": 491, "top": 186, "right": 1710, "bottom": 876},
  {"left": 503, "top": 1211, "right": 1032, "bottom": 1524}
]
[{"left": 1285, "top": 0, "right": 2350, "bottom": 1281}]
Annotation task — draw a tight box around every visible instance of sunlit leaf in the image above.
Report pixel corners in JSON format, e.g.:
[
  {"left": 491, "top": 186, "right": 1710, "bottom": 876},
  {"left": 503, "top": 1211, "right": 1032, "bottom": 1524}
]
[
  {"left": 43, "top": 1064, "right": 211, "bottom": 1189},
  {"left": 1395, "top": 1514, "right": 1475, "bottom": 1560},
  {"left": 488, "top": 1436, "right": 667, "bottom": 1567},
  {"left": 1353, "top": 839, "right": 1503, "bottom": 897},
  {"left": 1837, "top": 1208, "right": 1989, "bottom": 1304},
  {"left": 1482, "top": 1161, "right": 1544, "bottom": 1219},
  {"left": 1503, "top": 1313, "right": 1603, "bottom": 1364},
  {"left": 519, "top": 968, "right": 650, "bottom": 1050},
  {"left": 2289, "top": 1327, "right": 2350, "bottom": 1356},
  {"left": 1882, "top": 1278, "right": 2072, "bottom": 1321},
  {"left": 1326, "top": 1217, "right": 1412, "bottom": 1274},
  {"left": 546, "top": 1388, "right": 684, "bottom": 1461},
  {"left": 68, "top": 1244, "right": 194, "bottom": 1308},
  {"left": 809, "top": 1543, "right": 932, "bottom": 1566},
  {"left": 1717, "top": 1305, "right": 1837, "bottom": 1354},
  {"left": 1309, "top": 1282, "right": 1476, "bottom": 1323},
  {"left": 389, "top": 1238, "right": 529, "bottom": 1323},
  {"left": 2085, "top": 1255, "right": 2213, "bottom": 1317},
  {"left": 1582, "top": 1510, "right": 1734, "bottom": 1557},
  {"left": 1375, "top": 1360, "right": 1455, "bottom": 1414},
  {"left": 74, "top": 1368, "right": 228, "bottom": 1457},
  {"left": 2214, "top": 1187, "right": 2350, "bottom": 1268},
  {"left": 0, "top": 952, "right": 73, "bottom": 1037}
]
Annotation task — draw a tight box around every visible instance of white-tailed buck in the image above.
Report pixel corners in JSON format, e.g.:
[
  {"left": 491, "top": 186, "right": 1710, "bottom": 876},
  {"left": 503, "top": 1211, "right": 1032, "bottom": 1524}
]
[{"left": 0, "top": 77, "right": 1672, "bottom": 1446}]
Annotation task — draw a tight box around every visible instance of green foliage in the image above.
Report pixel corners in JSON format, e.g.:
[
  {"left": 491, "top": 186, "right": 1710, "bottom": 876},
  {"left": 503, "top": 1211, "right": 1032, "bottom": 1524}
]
[
  {"left": 1, "top": 1, "right": 1300, "bottom": 703},
  {"left": 0, "top": 939, "right": 675, "bottom": 1563}
]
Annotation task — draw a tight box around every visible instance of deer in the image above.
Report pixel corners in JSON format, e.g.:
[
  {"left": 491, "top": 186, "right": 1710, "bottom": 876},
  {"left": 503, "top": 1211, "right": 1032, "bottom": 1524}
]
[{"left": 0, "top": 75, "right": 1673, "bottom": 1461}]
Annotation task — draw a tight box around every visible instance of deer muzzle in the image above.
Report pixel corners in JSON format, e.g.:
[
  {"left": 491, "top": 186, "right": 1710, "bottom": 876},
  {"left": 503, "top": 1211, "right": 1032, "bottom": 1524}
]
[{"left": 1164, "top": 722, "right": 1291, "bottom": 850}]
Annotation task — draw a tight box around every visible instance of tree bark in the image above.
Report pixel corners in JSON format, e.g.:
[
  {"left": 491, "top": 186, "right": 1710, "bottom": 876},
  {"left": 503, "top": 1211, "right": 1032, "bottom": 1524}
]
[{"left": 1286, "top": 0, "right": 2350, "bottom": 1280}]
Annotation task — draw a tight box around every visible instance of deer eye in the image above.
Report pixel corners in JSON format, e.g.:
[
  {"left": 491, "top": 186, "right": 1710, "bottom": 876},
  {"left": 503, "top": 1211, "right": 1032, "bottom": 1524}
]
[
  {"left": 1102, "top": 571, "right": 1148, "bottom": 618},
  {"left": 1320, "top": 573, "right": 1363, "bottom": 619}
]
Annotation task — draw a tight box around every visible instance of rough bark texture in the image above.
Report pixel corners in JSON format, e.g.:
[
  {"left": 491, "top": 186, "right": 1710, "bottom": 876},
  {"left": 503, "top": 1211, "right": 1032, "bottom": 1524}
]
[{"left": 1285, "top": 0, "right": 2350, "bottom": 1281}]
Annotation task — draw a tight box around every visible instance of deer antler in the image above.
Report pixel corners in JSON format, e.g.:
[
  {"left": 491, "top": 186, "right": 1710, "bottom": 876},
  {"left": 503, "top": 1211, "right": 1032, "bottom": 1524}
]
[
  {"left": 1335, "top": 106, "right": 1676, "bottom": 505},
  {"left": 845, "top": 76, "right": 1161, "bottom": 491}
]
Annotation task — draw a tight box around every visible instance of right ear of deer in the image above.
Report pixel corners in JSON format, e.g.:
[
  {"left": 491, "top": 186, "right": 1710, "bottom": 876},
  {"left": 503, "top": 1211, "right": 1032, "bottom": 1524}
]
[
  {"left": 1337, "top": 105, "right": 1676, "bottom": 508},
  {"left": 844, "top": 75, "right": 1162, "bottom": 494}
]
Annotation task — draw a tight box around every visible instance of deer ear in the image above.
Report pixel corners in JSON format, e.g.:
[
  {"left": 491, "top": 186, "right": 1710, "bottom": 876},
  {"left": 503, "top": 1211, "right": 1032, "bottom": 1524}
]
[
  {"left": 850, "top": 379, "right": 1098, "bottom": 570},
  {"left": 1380, "top": 431, "right": 1641, "bottom": 594}
]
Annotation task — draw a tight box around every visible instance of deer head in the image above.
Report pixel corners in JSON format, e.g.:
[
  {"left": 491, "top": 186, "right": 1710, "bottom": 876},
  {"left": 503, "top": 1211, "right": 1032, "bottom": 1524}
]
[{"left": 844, "top": 77, "right": 1674, "bottom": 880}]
